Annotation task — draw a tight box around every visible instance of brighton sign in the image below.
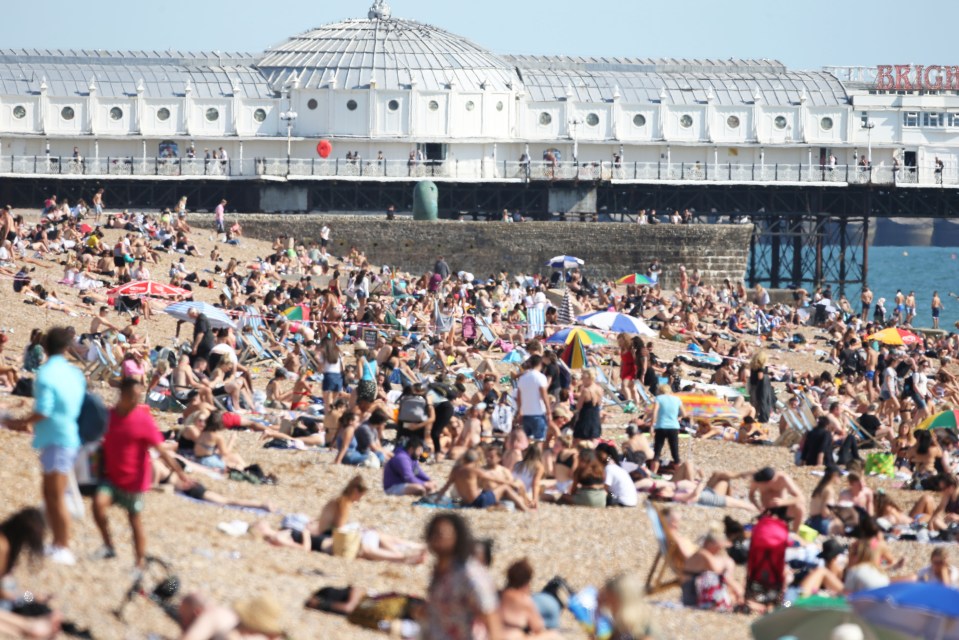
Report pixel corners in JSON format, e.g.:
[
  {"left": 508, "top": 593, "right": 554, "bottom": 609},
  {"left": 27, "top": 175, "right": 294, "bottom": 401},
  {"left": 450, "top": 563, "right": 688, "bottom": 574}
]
[{"left": 875, "top": 65, "right": 959, "bottom": 91}]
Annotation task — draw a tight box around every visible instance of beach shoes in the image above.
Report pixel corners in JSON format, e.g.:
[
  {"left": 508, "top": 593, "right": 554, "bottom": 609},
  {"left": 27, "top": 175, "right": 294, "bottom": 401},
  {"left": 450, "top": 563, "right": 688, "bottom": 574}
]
[
  {"left": 46, "top": 546, "right": 77, "bottom": 566},
  {"left": 91, "top": 545, "right": 117, "bottom": 561}
]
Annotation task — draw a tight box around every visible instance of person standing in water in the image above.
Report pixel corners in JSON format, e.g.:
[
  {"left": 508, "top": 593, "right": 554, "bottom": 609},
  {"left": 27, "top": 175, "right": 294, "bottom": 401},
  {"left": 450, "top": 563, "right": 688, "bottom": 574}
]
[{"left": 931, "top": 291, "right": 943, "bottom": 330}]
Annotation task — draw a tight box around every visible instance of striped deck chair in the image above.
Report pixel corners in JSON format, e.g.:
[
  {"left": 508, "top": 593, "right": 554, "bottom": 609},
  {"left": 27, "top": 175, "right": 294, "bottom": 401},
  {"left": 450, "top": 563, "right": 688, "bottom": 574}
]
[
  {"left": 593, "top": 366, "right": 633, "bottom": 411},
  {"left": 644, "top": 501, "right": 686, "bottom": 594},
  {"left": 474, "top": 316, "right": 500, "bottom": 351},
  {"left": 526, "top": 306, "right": 546, "bottom": 340}
]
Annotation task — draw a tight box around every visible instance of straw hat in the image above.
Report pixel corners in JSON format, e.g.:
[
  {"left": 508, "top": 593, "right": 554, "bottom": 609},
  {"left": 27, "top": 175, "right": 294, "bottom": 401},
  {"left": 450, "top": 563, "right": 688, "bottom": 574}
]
[
  {"left": 353, "top": 340, "right": 368, "bottom": 351},
  {"left": 234, "top": 595, "right": 285, "bottom": 636}
]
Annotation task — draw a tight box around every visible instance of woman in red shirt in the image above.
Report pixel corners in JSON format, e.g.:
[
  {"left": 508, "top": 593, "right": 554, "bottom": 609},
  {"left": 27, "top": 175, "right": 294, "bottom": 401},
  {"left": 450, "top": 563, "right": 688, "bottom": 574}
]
[{"left": 618, "top": 333, "right": 638, "bottom": 405}]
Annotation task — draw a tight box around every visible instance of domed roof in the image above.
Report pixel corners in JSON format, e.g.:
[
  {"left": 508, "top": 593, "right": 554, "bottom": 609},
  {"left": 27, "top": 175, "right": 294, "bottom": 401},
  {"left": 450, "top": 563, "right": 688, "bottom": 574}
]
[{"left": 257, "top": 5, "right": 518, "bottom": 93}]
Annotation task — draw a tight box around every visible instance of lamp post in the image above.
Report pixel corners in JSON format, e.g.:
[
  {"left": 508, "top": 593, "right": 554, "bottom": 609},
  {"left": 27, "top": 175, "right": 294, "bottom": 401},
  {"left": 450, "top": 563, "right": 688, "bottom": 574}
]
[
  {"left": 862, "top": 119, "right": 875, "bottom": 165},
  {"left": 280, "top": 110, "right": 298, "bottom": 170}
]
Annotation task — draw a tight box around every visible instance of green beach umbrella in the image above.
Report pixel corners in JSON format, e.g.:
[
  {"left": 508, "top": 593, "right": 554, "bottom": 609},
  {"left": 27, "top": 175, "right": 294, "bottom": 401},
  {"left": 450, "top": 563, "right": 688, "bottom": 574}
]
[
  {"left": 751, "top": 596, "right": 914, "bottom": 640},
  {"left": 917, "top": 409, "right": 959, "bottom": 431}
]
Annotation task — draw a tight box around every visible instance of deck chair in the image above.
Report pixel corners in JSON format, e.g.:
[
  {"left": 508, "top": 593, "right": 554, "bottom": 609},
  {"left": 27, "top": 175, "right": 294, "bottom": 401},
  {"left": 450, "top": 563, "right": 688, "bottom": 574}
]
[
  {"left": 593, "top": 367, "right": 634, "bottom": 412},
  {"left": 526, "top": 306, "right": 545, "bottom": 340},
  {"left": 240, "top": 330, "right": 282, "bottom": 365},
  {"left": 473, "top": 316, "right": 500, "bottom": 352},
  {"left": 644, "top": 500, "right": 686, "bottom": 594}
]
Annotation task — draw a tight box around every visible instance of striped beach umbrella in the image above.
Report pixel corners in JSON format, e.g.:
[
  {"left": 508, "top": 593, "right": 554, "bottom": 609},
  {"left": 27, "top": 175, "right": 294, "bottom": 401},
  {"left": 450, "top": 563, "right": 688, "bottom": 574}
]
[
  {"left": 577, "top": 311, "right": 656, "bottom": 337},
  {"left": 557, "top": 291, "right": 575, "bottom": 325},
  {"left": 616, "top": 273, "right": 654, "bottom": 286}
]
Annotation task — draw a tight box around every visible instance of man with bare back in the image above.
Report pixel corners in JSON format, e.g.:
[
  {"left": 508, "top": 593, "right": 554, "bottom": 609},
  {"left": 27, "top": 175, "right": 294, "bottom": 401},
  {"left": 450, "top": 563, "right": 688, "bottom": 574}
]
[{"left": 748, "top": 466, "right": 807, "bottom": 532}]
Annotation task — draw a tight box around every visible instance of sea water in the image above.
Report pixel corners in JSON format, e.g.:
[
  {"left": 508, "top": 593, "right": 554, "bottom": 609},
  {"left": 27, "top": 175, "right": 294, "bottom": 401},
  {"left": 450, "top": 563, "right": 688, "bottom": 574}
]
[
  {"left": 859, "top": 246, "right": 959, "bottom": 329},
  {"left": 752, "top": 245, "right": 959, "bottom": 330}
]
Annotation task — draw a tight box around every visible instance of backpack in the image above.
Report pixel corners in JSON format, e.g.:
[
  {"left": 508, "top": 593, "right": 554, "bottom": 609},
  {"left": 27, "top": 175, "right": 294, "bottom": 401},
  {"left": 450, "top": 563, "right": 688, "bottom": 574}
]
[
  {"left": 901, "top": 373, "right": 915, "bottom": 401},
  {"left": 745, "top": 514, "right": 789, "bottom": 606},
  {"left": 77, "top": 392, "right": 109, "bottom": 444},
  {"left": 430, "top": 382, "right": 458, "bottom": 402},
  {"left": 397, "top": 394, "right": 428, "bottom": 423}
]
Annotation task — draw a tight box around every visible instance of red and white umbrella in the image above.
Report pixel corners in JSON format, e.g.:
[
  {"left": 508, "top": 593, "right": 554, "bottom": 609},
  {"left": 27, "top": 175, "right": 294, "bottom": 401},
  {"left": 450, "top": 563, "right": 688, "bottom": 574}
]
[{"left": 106, "top": 280, "right": 192, "bottom": 299}]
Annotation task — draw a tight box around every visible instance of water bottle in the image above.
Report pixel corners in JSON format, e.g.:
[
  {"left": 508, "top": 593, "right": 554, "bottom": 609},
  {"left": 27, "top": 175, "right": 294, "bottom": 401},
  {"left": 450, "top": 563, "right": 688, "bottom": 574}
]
[{"left": 253, "top": 390, "right": 266, "bottom": 414}]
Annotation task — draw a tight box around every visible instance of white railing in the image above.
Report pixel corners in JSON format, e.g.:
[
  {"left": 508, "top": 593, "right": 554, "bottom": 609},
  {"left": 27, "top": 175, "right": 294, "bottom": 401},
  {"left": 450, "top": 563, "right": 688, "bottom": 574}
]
[{"left": 0, "top": 155, "right": 955, "bottom": 186}]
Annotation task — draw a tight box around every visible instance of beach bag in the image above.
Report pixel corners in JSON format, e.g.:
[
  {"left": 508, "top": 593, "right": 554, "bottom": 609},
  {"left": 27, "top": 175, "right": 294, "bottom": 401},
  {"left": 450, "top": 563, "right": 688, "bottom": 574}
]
[
  {"left": 397, "top": 395, "right": 428, "bottom": 423},
  {"left": 865, "top": 452, "right": 895, "bottom": 478},
  {"left": 78, "top": 392, "right": 108, "bottom": 444},
  {"left": 347, "top": 594, "right": 416, "bottom": 630},
  {"left": 333, "top": 525, "right": 361, "bottom": 559},
  {"left": 491, "top": 404, "right": 514, "bottom": 434},
  {"left": 695, "top": 572, "right": 733, "bottom": 611}
]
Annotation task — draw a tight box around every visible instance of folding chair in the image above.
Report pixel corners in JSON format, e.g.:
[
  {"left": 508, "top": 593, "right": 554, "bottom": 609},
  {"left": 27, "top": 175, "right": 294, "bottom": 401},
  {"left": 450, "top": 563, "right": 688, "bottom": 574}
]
[
  {"left": 644, "top": 500, "right": 686, "bottom": 594},
  {"left": 473, "top": 316, "right": 500, "bottom": 352},
  {"left": 593, "top": 367, "right": 634, "bottom": 411},
  {"left": 526, "top": 306, "right": 545, "bottom": 340}
]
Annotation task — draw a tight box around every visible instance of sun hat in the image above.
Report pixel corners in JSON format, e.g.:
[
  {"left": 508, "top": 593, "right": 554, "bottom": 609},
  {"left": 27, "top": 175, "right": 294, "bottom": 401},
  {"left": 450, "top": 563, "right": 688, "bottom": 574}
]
[
  {"left": 353, "top": 340, "right": 368, "bottom": 350},
  {"left": 234, "top": 595, "right": 284, "bottom": 636},
  {"left": 818, "top": 538, "right": 846, "bottom": 561}
]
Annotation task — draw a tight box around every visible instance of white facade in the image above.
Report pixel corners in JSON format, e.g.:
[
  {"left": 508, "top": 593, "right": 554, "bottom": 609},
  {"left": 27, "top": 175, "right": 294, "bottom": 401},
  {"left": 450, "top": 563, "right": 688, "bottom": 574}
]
[{"left": 0, "top": 5, "right": 956, "bottom": 185}]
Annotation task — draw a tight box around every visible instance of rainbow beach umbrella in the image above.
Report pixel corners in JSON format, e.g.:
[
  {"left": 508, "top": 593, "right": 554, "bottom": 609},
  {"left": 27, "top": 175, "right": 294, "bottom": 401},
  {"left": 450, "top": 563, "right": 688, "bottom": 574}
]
[
  {"left": 917, "top": 409, "right": 959, "bottom": 431},
  {"left": 866, "top": 327, "right": 920, "bottom": 346},
  {"left": 616, "top": 273, "right": 654, "bottom": 286},
  {"left": 560, "top": 333, "right": 590, "bottom": 369},
  {"left": 281, "top": 304, "right": 310, "bottom": 322},
  {"left": 545, "top": 327, "right": 609, "bottom": 346}
]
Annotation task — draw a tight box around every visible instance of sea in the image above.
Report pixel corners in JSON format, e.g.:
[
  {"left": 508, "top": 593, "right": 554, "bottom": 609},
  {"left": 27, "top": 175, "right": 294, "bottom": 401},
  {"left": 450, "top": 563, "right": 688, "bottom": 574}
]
[{"left": 752, "top": 245, "right": 959, "bottom": 329}]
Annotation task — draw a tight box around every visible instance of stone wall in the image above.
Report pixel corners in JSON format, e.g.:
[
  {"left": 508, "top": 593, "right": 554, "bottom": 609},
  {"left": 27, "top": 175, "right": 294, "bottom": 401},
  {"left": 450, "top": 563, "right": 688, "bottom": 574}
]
[{"left": 197, "top": 215, "right": 753, "bottom": 286}]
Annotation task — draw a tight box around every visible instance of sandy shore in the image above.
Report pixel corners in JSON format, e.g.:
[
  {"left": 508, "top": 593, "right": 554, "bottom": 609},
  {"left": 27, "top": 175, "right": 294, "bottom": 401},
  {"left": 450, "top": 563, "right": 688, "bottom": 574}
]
[{"left": 0, "top": 214, "right": 940, "bottom": 640}]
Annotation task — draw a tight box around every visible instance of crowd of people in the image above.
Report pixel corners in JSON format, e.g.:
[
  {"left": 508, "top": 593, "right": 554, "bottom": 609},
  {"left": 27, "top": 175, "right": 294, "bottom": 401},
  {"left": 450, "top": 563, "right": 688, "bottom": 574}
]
[{"left": 0, "top": 193, "right": 956, "bottom": 638}]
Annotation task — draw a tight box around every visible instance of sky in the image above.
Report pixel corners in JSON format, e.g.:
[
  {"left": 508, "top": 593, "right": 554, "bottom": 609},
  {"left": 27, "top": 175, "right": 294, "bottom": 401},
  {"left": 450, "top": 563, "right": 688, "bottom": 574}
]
[{"left": 4, "top": 0, "right": 950, "bottom": 70}]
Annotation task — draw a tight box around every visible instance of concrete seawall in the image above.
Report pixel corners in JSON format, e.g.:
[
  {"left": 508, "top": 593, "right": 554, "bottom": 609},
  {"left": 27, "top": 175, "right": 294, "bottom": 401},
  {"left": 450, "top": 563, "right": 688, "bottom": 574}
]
[{"left": 196, "top": 215, "right": 753, "bottom": 286}]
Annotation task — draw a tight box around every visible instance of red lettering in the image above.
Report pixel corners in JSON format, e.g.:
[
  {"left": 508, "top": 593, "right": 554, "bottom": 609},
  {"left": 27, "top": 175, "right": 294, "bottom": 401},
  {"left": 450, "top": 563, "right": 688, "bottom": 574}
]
[
  {"left": 895, "top": 64, "right": 913, "bottom": 90},
  {"left": 925, "top": 65, "right": 943, "bottom": 90},
  {"left": 914, "top": 65, "right": 924, "bottom": 89},
  {"left": 876, "top": 65, "right": 894, "bottom": 90},
  {"left": 947, "top": 66, "right": 959, "bottom": 90}
]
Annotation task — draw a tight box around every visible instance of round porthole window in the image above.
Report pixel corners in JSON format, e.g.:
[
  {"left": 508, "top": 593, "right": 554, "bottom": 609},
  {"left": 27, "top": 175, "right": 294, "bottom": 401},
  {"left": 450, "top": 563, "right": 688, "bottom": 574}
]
[
  {"left": 61, "top": 106, "right": 75, "bottom": 121},
  {"left": 205, "top": 108, "right": 219, "bottom": 122},
  {"left": 156, "top": 107, "right": 171, "bottom": 122},
  {"left": 12, "top": 105, "right": 26, "bottom": 119},
  {"left": 347, "top": 99, "right": 358, "bottom": 111},
  {"left": 428, "top": 100, "right": 439, "bottom": 111},
  {"left": 496, "top": 101, "right": 504, "bottom": 112},
  {"left": 465, "top": 100, "right": 475, "bottom": 112},
  {"left": 774, "top": 115, "right": 787, "bottom": 129},
  {"left": 253, "top": 108, "right": 267, "bottom": 123},
  {"left": 586, "top": 113, "right": 599, "bottom": 126},
  {"left": 388, "top": 99, "right": 400, "bottom": 111},
  {"left": 539, "top": 112, "right": 552, "bottom": 126},
  {"left": 633, "top": 114, "right": 646, "bottom": 127},
  {"left": 109, "top": 107, "right": 123, "bottom": 121},
  {"left": 679, "top": 114, "right": 693, "bottom": 128},
  {"left": 727, "top": 115, "right": 741, "bottom": 129},
  {"left": 307, "top": 98, "right": 318, "bottom": 110},
  {"left": 820, "top": 116, "right": 834, "bottom": 131}
]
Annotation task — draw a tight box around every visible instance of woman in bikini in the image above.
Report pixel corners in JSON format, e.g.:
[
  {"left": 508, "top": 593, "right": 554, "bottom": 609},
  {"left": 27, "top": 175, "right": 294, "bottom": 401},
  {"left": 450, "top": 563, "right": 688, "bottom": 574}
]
[
  {"left": 254, "top": 476, "right": 426, "bottom": 564},
  {"left": 290, "top": 366, "right": 316, "bottom": 411},
  {"left": 499, "top": 559, "right": 557, "bottom": 639},
  {"left": 543, "top": 432, "right": 577, "bottom": 499},
  {"left": 193, "top": 412, "right": 246, "bottom": 471},
  {"left": 806, "top": 469, "right": 842, "bottom": 536}
]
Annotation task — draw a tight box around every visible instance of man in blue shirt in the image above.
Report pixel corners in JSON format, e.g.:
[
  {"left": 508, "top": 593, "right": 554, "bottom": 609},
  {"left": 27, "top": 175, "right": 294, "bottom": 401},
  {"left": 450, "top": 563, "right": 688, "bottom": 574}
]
[{"left": 8, "top": 327, "right": 86, "bottom": 565}]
